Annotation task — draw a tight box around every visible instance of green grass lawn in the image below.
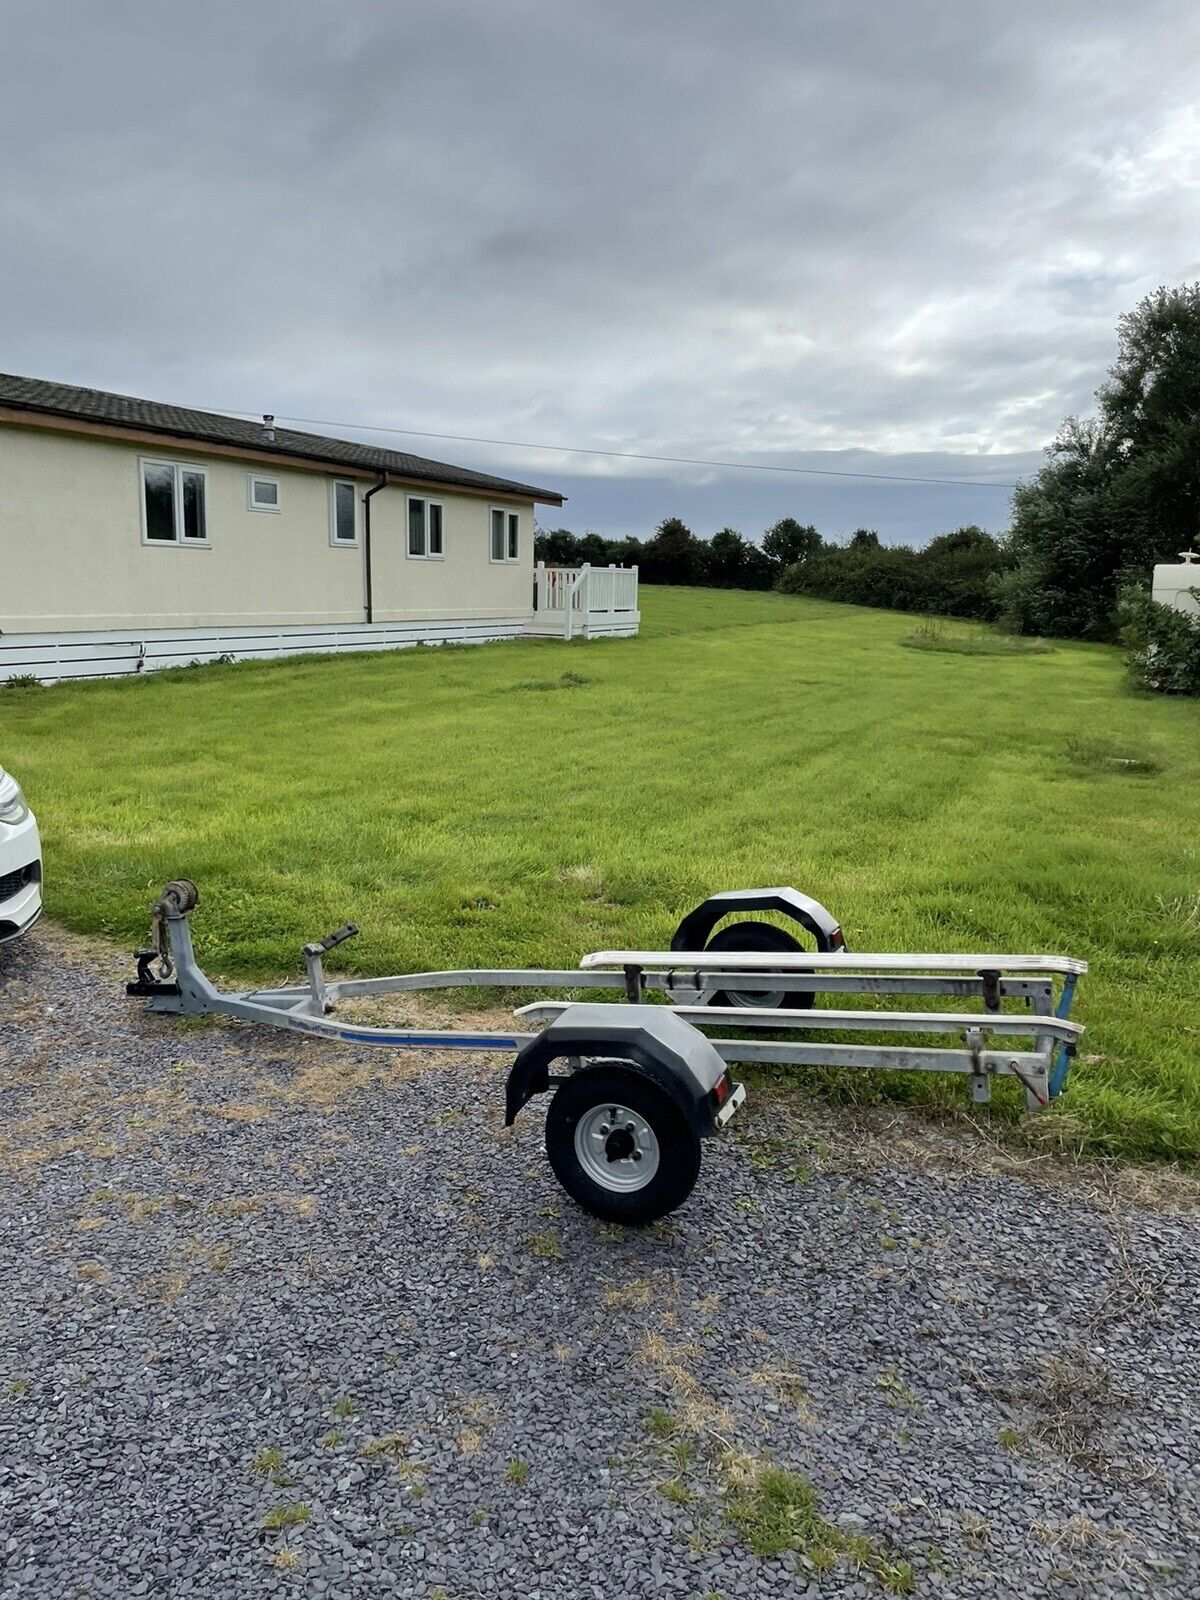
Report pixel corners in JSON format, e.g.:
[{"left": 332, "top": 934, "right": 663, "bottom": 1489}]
[{"left": 4, "top": 587, "right": 1198, "bottom": 1162}]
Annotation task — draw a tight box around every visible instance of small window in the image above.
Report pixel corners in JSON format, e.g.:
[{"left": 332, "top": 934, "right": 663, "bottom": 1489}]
[
  {"left": 407, "top": 496, "right": 445, "bottom": 559},
  {"left": 140, "top": 459, "right": 208, "bottom": 546},
  {"left": 247, "top": 474, "right": 281, "bottom": 512},
  {"left": 329, "top": 479, "right": 358, "bottom": 546},
  {"left": 490, "top": 506, "right": 520, "bottom": 562}
]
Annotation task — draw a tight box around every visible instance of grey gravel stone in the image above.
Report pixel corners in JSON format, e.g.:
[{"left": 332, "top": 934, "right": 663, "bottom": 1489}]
[{"left": 1, "top": 925, "right": 1198, "bottom": 1599}]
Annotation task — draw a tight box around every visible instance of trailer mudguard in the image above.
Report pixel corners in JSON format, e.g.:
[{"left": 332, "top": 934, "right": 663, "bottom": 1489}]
[
  {"left": 504, "top": 1003, "right": 728, "bottom": 1134},
  {"left": 671, "top": 887, "right": 845, "bottom": 954}
]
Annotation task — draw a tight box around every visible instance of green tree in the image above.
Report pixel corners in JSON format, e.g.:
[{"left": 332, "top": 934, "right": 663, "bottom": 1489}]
[
  {"left": 641, "top": 516, "right": 704, "bottom": 585},
  {"left": 762, "top": 518, "right": 822, "bottom": 569},
  {"left": 534, "top": 526, "right": 583, "bottom": 565},
  {"left": 706, "top": 527, "right": 750, "bottom": 587},
  {"left": 1001, "top": 282, "right": 1200, "bottom": 638},
  {"left": 576, "top": 532, "right": 614, "bottom": 566}
]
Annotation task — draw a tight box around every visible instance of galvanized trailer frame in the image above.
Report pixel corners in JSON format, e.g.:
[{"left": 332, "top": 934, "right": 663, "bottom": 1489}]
[
  {"left": 130, "top": 884, "right": 1085, "bottom": 1113},
  {"left": 127, "top": 880, "right": 1087, "bottom": 1221}
]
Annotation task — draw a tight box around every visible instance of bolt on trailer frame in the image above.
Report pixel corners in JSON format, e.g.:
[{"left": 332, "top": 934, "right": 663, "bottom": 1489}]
[{"left": 128, "top": 881, "right": 1085, "bottom": 1222}]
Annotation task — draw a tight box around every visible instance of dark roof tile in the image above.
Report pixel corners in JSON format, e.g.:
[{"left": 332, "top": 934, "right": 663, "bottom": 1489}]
[{"left": 0, "top": 373, "right": 564, "bottom": 503}]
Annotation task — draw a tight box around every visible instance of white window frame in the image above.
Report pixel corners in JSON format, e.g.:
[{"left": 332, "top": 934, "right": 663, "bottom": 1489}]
[
  {"left": 406, "top": 495, "right": 445, "bottom": 560},
  {"left": 328, "top": 479, "right": 359, "bottom": 548},
  {"left": 138, "top": 457, "right": 210, "bottom": 548},
  {"left": 489, "top": 505, "right": 520, "bottom": 564},
  {"left": 246, "top": 472, "right": 282, "bottom": 513}
]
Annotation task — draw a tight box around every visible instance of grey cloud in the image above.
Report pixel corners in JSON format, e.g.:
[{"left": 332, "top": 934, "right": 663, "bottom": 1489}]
[{"left": 1, "top": 0, "right": 1197, "bottom": 541}]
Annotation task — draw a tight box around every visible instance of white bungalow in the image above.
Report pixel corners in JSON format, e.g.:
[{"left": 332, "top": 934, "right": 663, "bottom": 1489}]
[{"left": 0, "top": 375, "right": 638, "bottom": 681}]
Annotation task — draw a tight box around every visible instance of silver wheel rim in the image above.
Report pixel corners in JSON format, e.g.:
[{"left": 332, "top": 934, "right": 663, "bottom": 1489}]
[{"left": 575, "top": 1102, "right": 660, "bottom": 1192}]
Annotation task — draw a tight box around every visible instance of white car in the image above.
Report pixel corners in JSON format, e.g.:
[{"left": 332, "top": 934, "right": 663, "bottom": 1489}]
[{"left": 0, "top": 765, "right": 42, "bottom": 942}]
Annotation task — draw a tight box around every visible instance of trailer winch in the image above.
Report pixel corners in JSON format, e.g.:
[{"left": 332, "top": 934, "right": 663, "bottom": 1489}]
[{"left": 128, "top": 880, "right": 1085, "bottom": 1224}]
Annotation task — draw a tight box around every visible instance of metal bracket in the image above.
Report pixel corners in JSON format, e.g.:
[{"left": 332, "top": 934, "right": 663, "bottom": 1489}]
[{"left": 965, "top": 1025, "right": 990, "bottom": 1102}]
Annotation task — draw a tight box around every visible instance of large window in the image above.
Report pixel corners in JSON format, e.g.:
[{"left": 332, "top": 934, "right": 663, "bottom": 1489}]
[
  {"left": 490, "top": 506, "right": 519, "bottom": 563},
  {"left": 329, "top": 479, "right": 358, "bottom": 546},
  {"left": 407, "top": 496, "right": 444, "bottom": 559},
  {"left": 140, "top": 459, "right": 208, "bottom": 546}
]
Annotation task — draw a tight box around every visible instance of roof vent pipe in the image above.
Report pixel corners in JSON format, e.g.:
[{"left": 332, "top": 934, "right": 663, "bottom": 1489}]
[{"left": 262, "top": 413, "right": 276, "bottom": 443}]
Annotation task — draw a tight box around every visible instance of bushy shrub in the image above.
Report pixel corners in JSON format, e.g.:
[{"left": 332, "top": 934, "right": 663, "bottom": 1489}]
[
  {"left": 1117, "top": 585, "right": 1200, "bottom": 695},
  {"left": 777, "top": 525, "right": 1010, "bottom": 620}
]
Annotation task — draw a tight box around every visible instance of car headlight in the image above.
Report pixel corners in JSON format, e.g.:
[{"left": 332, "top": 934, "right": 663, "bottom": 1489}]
[{"left": 0, "top": 774, "right": 29, "bottom": 825}]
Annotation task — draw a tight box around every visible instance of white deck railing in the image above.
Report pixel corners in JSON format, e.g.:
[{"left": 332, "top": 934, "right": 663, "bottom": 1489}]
[{"left": 532, "top": 563, "right": 639, "bottom": 639}]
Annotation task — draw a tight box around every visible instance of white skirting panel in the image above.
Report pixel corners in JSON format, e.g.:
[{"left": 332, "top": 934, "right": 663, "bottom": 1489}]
[
  {"left": 0, "top": 617, "right": 534, "bottom": 684},
  {"left": 522, "top": 610, "right": 641, "bottom": 640}
]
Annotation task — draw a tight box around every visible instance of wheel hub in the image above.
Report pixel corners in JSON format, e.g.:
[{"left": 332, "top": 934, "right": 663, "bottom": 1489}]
[{"left": 575, "top": 1103, "right": 661, "bottom": 1192}]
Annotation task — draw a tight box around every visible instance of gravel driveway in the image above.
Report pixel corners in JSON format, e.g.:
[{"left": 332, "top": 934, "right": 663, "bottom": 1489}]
[{"left": 2, "top": 925, "right": 1197, "bottom": 1599}]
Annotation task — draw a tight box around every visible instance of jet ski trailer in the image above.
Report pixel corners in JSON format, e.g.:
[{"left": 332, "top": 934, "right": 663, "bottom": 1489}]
[{"left": 128, "top": 881, "right": 1086, "bottom": 1224}]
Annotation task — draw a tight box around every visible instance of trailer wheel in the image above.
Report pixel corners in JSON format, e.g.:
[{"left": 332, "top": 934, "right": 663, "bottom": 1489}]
[
  {"left": 705, "top": 921, "right": 814, "bottom": 1011},
  {"left": 545, "top": 1063, "right": 702, "bottom": 1225}
]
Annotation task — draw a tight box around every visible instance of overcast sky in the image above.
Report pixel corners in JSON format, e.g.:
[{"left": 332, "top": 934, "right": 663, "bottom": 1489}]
[{"left": 2, "top": 0, "right": 1197, "bottom": 542}]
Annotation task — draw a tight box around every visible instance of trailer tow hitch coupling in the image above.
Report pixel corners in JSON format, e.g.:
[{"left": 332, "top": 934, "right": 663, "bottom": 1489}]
[{"left": 128, "top": 879, "right": 199, "bottom": 996}]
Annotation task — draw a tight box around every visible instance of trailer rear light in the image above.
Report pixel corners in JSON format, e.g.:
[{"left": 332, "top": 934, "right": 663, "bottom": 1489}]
[
  {"left": 830, "top": 926, "right": 846, "bottom": 950},
  {"left": 712, "top": 1075, "right": 731, "bottom": 1106}
]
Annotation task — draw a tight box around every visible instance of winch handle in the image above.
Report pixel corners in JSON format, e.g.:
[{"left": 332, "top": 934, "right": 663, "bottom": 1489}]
[{"left": 303, "top": 923, "right": 359, "bottom": 957}]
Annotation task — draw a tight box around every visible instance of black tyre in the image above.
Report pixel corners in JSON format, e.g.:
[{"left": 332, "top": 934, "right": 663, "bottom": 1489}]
[
  {"left": 545, "top": 1063, "right": 702, "bottom": 1225},
  {"left": 704, "top": 920, "right": 814, "bottom": 1011}
]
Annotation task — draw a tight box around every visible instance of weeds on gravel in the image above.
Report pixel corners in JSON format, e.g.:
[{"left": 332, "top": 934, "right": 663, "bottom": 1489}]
[
  {"left": 251, "top": 1446, "right": 295, "bottom": 1486},
  {"left": 724, "top": 1466, "right": 835, "bottom": 1559},
  {"left": 961, "top": 1511, "right": 990, "bottom": 1548},
  {"left": 742, "top": 1133, "right": 815, "bottom": 1185},
  {"left": 1030, "top": 1348, "right": 1126, "bottom": 1471},
  {"left": 330, "top": 1397, "right": 357, "bottom": 1419},
  {"left": 875, "top": 1368, "right": 919, "bottom": 1410},
  {"left": 876, "top": 1558, "right": 918, "bottom": 1592},
  {"left": 749, "top": 1364, "right": 809, "bottom": 1413},
  {"left": 604, "top": 1276, "right": 662, "bottom": 1310},
  {"left": 505, "top": 1459, "right": 530, "bottom": 1486},
  {"left": 260, "top": 1505, "right": 310, "bottom": 1531},
  {"left": 455, "top": 1397, "right": 501, "bottom": 1457},
  {"left": 360, "top": 1433, "right": 408, "bottom": 1460},
  {"left": 320, "top": 1430, "right": 342, "bottom": 1449},
  {"left": 725, "top": 1464, "right": 915, "bottom": 1588},
  {"left": 272, "top": 1546, "right": 302, "bottom": 1572},
  {"left": 658, "top": 1479, "right": 691, "bottom": 1505},
  {"left": 524, "top": 1231, "right": 563, "bottom": 1260},
  {"left": 638, "top": 1325, "right": 912, "bottom": 1585},
  {"left": 396, "top": 1460, "right": 428, "bottom": 1497}
]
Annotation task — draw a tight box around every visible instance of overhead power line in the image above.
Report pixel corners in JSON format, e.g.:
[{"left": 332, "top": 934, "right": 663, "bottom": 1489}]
[{"left": 200, "top": 403, "right": 1020, "bottom": 491}]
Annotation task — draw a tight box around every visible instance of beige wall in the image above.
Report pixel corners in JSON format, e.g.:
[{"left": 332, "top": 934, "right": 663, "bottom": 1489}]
[
  {"left": 370, "top": 484, "right": 532, "bottom": 624},
  {"left": 0, "top": 422, "right": 535, "bottom": 632}
]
